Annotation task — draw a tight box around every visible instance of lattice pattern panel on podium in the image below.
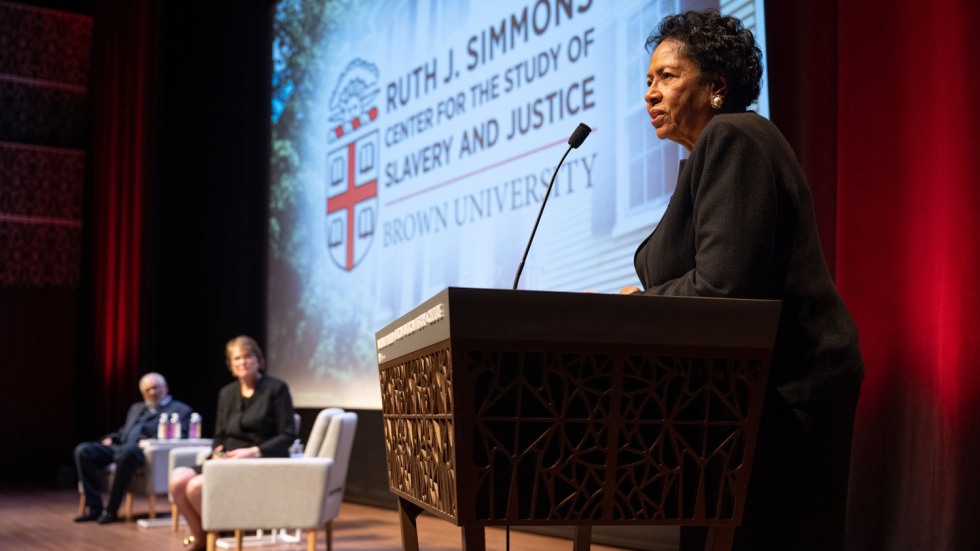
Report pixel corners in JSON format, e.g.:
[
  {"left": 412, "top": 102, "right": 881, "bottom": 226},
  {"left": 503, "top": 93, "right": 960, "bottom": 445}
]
[
  {"left": 464, "top": 351, "right": 765, "bottom": 523},
  {"left": 460, "top": 348, "right": 765, "bottom": 523},
  {"left": 381, "top": 340, "right": 768, "bottom": 526},
  {"left": 380, "top": 345, "right": 457, "bottom": 519}
]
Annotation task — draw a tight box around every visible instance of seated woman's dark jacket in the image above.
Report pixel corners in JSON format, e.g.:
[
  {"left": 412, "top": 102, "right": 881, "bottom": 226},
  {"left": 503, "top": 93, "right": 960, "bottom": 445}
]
[{"left": 212, "top": 375, "right": 297, "bottom": 457}]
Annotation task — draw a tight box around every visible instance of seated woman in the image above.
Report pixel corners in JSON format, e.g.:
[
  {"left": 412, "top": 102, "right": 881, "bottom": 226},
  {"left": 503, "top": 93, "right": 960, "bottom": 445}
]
[{"left": 170, "top": 335, "right": 297, "bottom": 551}]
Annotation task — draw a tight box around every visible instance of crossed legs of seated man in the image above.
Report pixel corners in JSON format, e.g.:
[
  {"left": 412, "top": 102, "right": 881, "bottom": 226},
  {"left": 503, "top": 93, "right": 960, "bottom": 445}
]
[
  {"left": 73, "top": 441, "right": 145, "bottom": 524},
  {"left": 72, "top": 372, "right": 193, "bottom": 524}
]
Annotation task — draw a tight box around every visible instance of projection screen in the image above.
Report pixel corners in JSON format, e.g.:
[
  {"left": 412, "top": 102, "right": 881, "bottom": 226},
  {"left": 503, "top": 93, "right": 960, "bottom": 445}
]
[{"left": 268, "top": 0, "right": 769, "bottom": 408}]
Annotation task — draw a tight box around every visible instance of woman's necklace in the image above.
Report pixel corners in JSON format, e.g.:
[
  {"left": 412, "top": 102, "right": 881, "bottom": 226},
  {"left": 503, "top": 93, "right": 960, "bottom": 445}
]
[{"left": 240, "top": 372, "right": 261, "bottom": 399}]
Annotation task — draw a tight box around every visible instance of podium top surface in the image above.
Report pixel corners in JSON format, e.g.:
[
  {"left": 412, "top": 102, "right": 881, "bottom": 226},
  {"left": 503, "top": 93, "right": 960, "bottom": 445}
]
[{"left": 376, "top": 287, "right": 781, "bottom": 364}]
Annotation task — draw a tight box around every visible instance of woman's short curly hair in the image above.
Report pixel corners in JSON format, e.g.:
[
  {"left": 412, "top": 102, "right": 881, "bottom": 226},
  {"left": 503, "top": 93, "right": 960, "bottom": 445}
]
[{"left": 645, "top": 10, "right": 763, "bottom": 112}]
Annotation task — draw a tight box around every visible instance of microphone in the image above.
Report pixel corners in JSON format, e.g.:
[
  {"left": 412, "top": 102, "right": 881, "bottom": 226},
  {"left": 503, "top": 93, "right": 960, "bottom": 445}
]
[{"left": 512, "top": 123, "right": 592, "bottom": 290}]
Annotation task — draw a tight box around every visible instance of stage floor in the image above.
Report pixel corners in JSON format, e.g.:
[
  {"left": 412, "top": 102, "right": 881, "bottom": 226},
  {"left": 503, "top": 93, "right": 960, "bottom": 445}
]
[{"left": 0, "top": 487, "right": 661, "bottom": 551}]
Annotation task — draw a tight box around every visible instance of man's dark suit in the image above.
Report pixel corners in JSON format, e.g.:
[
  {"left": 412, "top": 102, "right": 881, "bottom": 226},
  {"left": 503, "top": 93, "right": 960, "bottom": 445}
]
[{"left": 74, "top": 396, "right": 193, "bottom": 517}]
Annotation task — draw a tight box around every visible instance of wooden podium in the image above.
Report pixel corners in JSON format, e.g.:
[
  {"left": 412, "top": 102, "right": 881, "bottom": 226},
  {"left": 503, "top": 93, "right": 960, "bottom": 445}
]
[{"left": 376, "top": 288, "right": 781, "bottom": 551}]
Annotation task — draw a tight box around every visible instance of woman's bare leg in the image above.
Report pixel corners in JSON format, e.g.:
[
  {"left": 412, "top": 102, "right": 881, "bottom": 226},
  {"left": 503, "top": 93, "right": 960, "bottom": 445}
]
[{"left": 170, "top": 467, "right": 206, "bottom": 549}]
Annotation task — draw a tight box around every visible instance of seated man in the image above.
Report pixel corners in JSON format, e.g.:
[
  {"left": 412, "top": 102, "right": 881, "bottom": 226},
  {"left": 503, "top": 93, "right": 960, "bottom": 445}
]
[{"left": 73, "top": 372, "right": 193, "bottom": 524}]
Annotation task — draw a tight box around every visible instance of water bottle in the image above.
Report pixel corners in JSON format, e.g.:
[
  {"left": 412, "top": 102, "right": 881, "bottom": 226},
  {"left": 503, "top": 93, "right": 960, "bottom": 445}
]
[
  {"left": 288, "top": 439, "right": 304, "bottom": 458},
  {"left": 188, "top": 412, "right": 202, "bottom": 439},
  {"left": 170, "top": 412, "right": 182, "bottom": 439},
  {"left": 157, "top": 413, "right": 169, "bottom": 439}
]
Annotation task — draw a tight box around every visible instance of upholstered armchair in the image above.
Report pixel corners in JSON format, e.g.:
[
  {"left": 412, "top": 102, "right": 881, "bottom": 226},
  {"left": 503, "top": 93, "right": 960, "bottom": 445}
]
[
  {"left": 167, "top": 413, "right": 303, "bottom": 532},
  {"left": 201, "top": 409, "right": 358, "bottom": 551}
]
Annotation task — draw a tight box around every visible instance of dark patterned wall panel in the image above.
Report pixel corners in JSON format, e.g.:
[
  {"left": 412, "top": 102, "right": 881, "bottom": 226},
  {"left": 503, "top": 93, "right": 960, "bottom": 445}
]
[
  {"left": 0, "top": 3, "right": 90, "bottom": 288},
  {"left": 0, "top": 79, "right": 89, "bottom": 148},
  {"left": 0, "top": 143, "right": 83, "bottom": 287},
  {"left": 0, "top": 220, "right": 80, "bottom": 286},
  {"left": 0, "top": 3, "right": 92, "bottom": 86},
  {"left": 0, "top": 143, "right": 85, "bottom": 220}
]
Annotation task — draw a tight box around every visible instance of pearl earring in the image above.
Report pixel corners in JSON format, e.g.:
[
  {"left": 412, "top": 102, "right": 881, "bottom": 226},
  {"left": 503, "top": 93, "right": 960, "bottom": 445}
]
[{"left": 710, "top": 94, "right": 725, "bottom": 110}]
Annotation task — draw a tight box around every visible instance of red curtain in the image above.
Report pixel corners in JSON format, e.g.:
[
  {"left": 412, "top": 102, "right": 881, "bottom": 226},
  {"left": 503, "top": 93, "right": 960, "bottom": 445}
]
[
  {"left": 838, "top": 1, "right": 980, "bottom": 549},
  {"left": 87, "top": 0, "right": 157, "bottom": 425}
]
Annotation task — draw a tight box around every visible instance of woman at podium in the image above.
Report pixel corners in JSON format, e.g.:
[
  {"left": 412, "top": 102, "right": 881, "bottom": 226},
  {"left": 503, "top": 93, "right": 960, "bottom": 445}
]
[{"left": 620, "top": 10, "right": 865, "bottom": 551}]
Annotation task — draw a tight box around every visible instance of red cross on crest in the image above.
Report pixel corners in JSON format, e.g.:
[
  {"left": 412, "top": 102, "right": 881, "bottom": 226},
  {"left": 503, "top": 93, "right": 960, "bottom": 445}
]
[{"left": 326, "top": 130, "right": 379, "bottom": 270}]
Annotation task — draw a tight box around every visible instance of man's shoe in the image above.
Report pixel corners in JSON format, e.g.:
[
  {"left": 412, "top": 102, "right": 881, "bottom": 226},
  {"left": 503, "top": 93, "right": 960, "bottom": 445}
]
[
  {"left": 96, "top": 511, "right": 120, "bottom": 524},
  {"left": 73, "top": 508, "right": 103, "bottom": 522}
]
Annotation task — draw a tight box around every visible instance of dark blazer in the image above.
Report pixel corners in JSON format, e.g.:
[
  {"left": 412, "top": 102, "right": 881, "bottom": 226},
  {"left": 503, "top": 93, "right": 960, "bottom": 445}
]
[
  {"left": 634, "top": 112, "right": 864, "bottom": 405},
  {"left": 212, "top": 375, "right": 297, "bottom": 457},
  {"left": 107, "top": 397, "right": 194, "bottom": 445}
]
